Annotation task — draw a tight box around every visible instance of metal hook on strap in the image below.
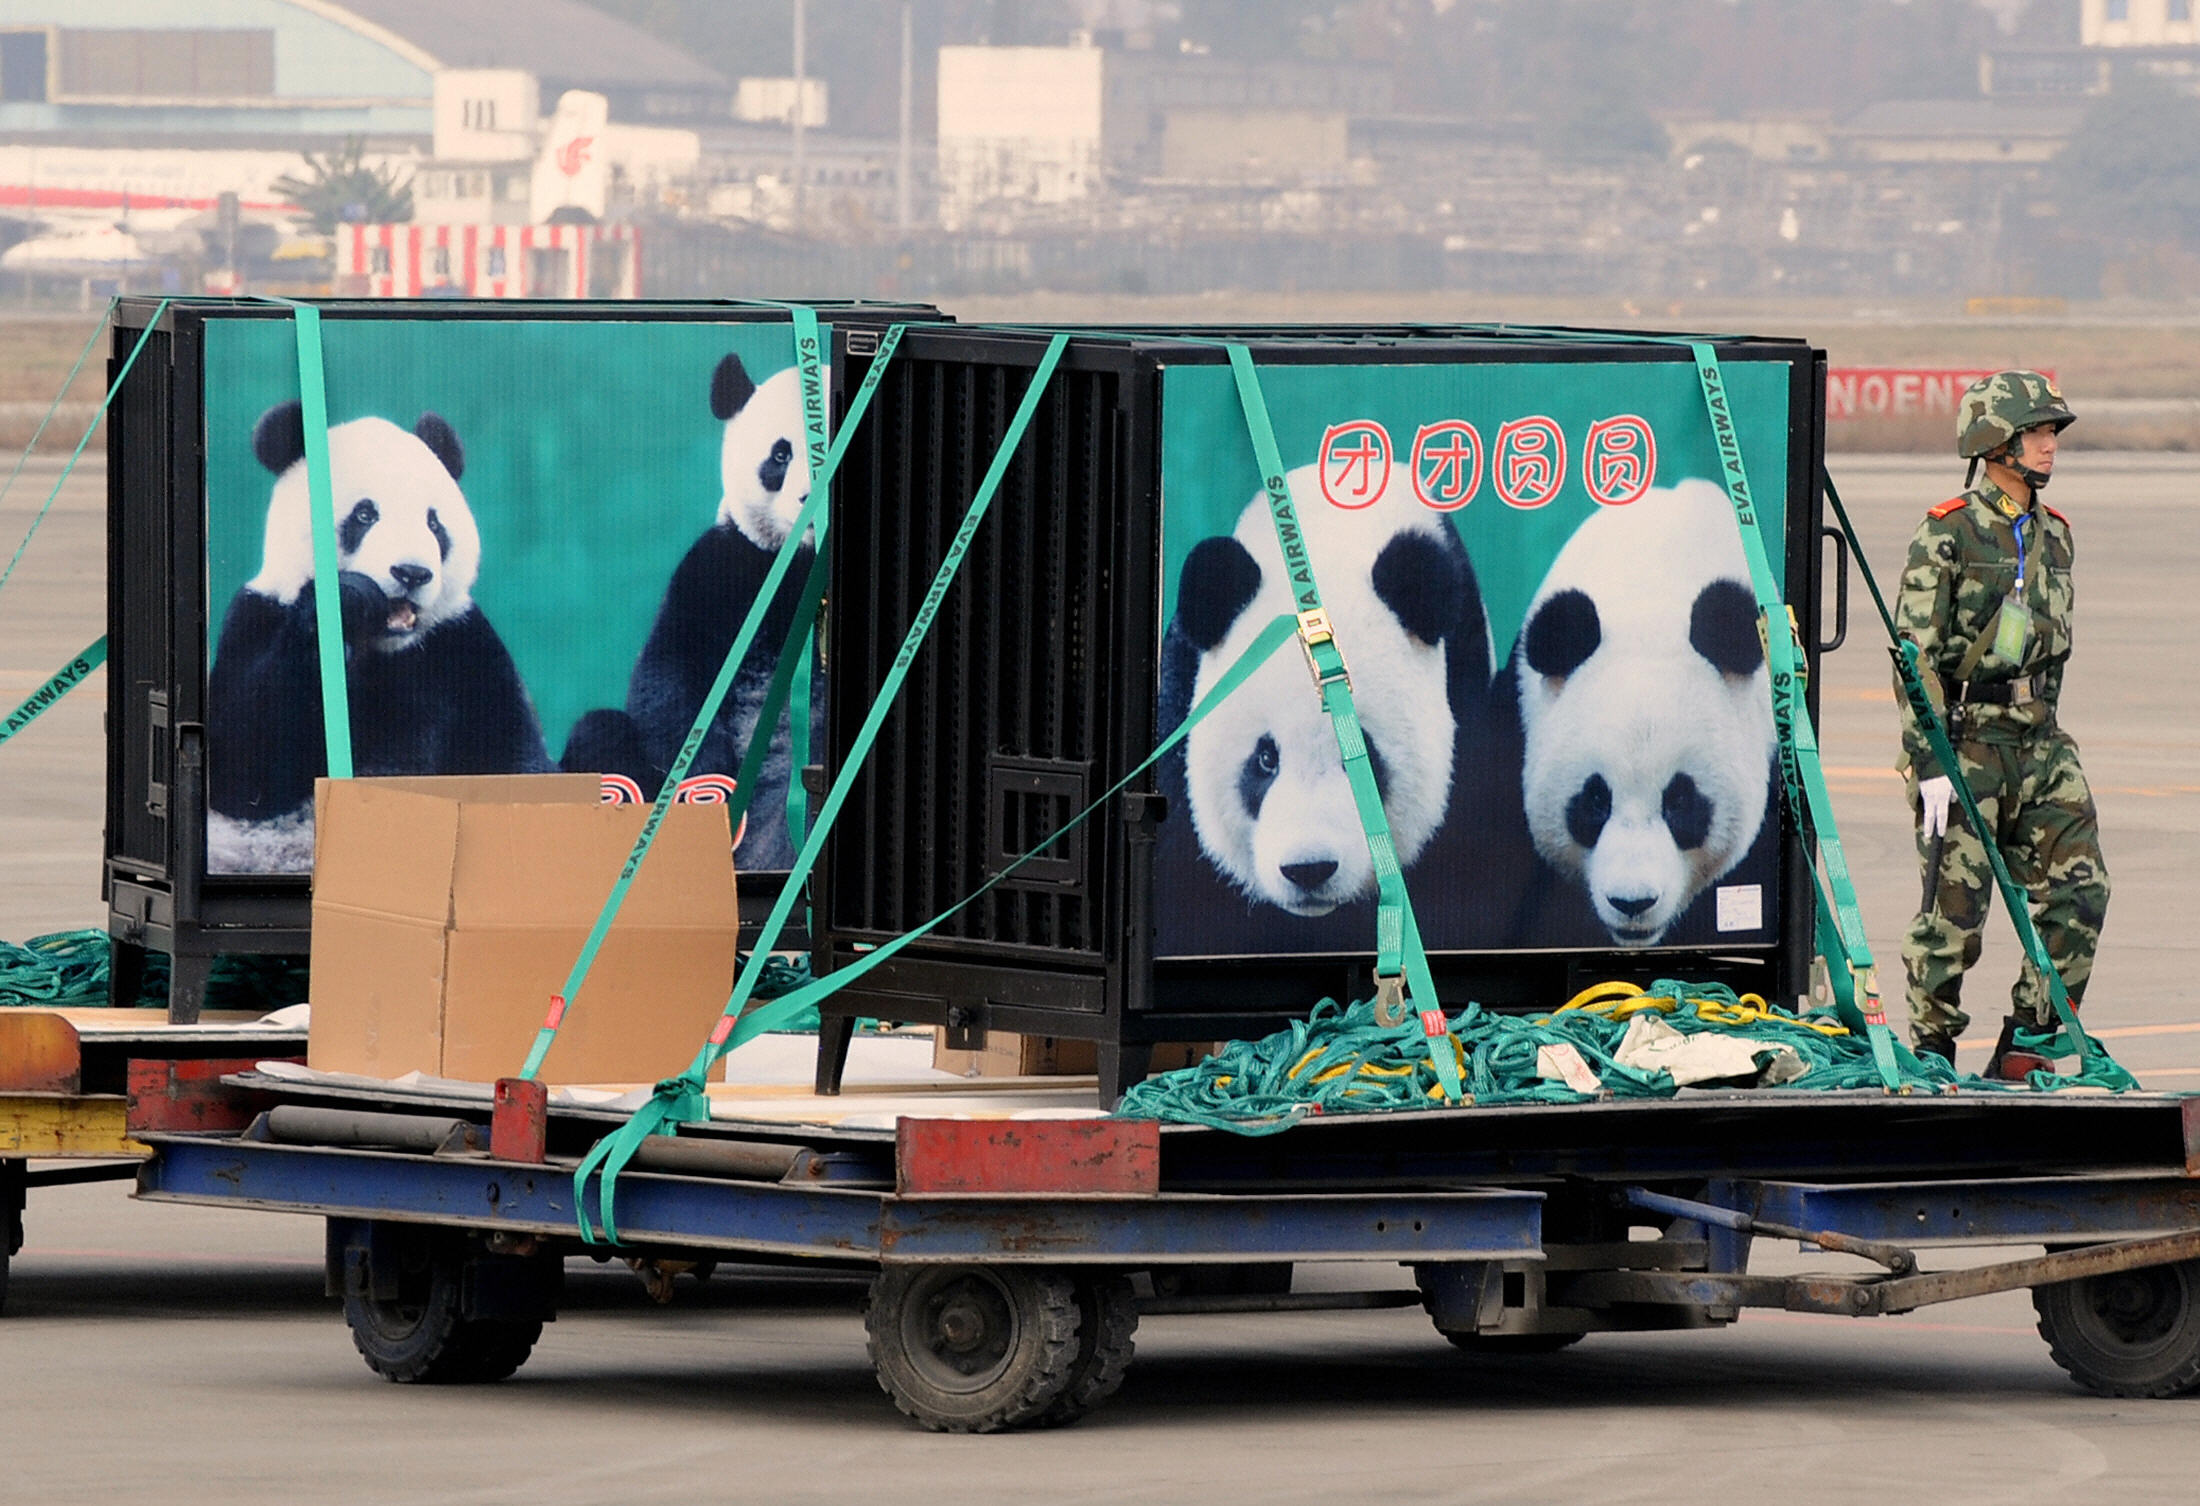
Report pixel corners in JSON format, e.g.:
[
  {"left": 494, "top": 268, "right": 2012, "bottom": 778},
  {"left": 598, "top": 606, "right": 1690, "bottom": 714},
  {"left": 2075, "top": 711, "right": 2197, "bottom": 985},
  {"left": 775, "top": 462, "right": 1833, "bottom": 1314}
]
[{"left": 1373, "top": 973, "right": 1409, "bottom": 1028}]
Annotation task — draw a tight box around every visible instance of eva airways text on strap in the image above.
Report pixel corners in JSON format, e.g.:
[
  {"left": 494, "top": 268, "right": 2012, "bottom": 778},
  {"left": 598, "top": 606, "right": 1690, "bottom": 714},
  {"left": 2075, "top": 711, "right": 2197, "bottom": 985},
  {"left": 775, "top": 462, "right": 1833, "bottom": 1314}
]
[
  {"left": 1687, "top": 343, "right": 1904, "bottom": 1091},
  {"left": 0, "top": 299, "right": 170, "bottom": 754},
  {"left": 1223, "top": 344, "right": 1464, "bottom": 1105}
]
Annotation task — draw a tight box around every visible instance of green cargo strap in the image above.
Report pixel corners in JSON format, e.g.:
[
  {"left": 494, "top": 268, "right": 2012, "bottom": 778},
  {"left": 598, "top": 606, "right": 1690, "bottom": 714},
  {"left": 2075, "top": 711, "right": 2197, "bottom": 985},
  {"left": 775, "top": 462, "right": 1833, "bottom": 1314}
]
[
  {"left": 0, "top": 636, "right": 107, "bottom": 750},
  {"left": 706, "top": 617, "right": 1304, "bottom": 1060},
  {"left": 699, "top": 299, "right": 831, "bottom": 852},
  {"left": 286, "top": 305, "right": 354, "bottom": 780},
  {"left": 518, "top": 322, "right": 901, "bottom": 1083},
  {"left": 770, "top": 305, "right": 829, "bottom": 851},
  {"left": 1687, "top": 344, "right": 1903, "bottom": 1091},
  {"left": 1223, "top": 344, "right": 1466, "bottom": 1105},
  {"left": 575, "top": 607, "right": 1301, "bottom": 1245},
  {"left": 0, "top": 307, "right": 129, "bottom": 604},
  {"left": 1820, "top": 470, "right": 2133, "bottom": 1091},
  {"left": 574, "top": 334, "right": 1070, "bottom": 1243}
]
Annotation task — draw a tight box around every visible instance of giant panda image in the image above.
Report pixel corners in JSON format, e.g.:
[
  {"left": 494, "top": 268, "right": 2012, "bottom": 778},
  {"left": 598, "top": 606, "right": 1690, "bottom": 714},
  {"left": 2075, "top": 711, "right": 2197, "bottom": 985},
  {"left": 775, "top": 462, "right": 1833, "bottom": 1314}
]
[
  {"left": 1499, "top": 478, "right": 1779, "bottom": 948},
  {"left": 560, "top": 351, "right": 822, "bottom": 869},
  {"left": 206, "top": 403, "right": 553, "bottom": 874},
  {"left": 1154, "top": 463, "right": 1500, "bottom": 954}
]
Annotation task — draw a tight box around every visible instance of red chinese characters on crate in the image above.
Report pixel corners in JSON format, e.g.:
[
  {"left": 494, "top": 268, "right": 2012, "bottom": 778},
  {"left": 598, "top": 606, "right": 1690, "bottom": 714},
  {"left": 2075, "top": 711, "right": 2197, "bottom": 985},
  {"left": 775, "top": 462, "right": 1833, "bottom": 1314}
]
[{"left": 1306, "top": 414, "right": 1660, "bottom": 514}]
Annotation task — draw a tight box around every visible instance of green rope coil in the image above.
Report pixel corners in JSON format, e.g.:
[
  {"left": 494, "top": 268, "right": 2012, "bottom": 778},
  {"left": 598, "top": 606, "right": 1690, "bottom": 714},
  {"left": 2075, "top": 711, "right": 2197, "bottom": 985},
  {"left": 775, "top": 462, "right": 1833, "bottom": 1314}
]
[
  {"left": 0, "top": 929, "right": 309, "bottom": 1012},
  {"left": 1116, "top": 979, "right": 2139, "bottom": 1136}
]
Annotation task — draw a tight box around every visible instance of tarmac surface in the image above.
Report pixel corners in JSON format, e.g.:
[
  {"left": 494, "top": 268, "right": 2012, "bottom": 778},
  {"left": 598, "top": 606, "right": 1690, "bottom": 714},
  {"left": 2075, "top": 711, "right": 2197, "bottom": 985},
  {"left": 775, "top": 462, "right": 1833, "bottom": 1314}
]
[{"left": 5, "top": 452, "right": 2200, "bottom": 1502}]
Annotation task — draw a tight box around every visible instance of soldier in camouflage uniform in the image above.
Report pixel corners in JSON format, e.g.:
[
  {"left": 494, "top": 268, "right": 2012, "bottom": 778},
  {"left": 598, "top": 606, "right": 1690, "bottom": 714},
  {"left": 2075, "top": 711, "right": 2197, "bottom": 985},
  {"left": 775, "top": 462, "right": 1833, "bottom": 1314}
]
[{"left": 1895, "top": 370, "right": 2108, "bottom": 1078}]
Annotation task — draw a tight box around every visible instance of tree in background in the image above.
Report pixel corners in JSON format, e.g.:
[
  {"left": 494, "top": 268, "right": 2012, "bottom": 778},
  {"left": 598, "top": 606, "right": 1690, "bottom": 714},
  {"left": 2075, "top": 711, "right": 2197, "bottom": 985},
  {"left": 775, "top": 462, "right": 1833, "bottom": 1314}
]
[
  {"left": 2054, "top": 74, "right": 2200, "bottom": 251},
  {"left": 271, "top": 137, "right": 413, "bottom": 233}
]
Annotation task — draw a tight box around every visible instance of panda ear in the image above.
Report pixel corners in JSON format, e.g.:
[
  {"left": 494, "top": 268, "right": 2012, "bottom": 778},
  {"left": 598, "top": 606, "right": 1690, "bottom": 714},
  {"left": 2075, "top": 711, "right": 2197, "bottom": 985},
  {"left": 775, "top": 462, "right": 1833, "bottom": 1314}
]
[
  {"left": 1175, "top": 536, "right": 1262, "bottom": 653},
  {"left": 1370, "top": 531, "right": 1466, "bottom": 646},
  {"left": 1689, "top": 579, "right": 1762, "bottom": 678},
  {"left": 711, "top": 354, "right": 756, "bottom": 421},
  {"left": 1522, "top": 589, "right": 1601, "bottom": 680},
  {"left": 251, "top": 402, "right": 305, "bottom": 474},
  {"left": 413, "top": 413, "right": 464, "bottom": 481}
]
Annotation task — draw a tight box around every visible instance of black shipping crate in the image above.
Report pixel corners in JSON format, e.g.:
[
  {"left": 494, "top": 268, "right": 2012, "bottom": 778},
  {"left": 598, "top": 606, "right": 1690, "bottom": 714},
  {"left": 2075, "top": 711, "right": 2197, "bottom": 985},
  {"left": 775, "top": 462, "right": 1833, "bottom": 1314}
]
[
  {"left": 814, "top": 325, "right": 1832, "bottom": 1096},
  {"left": 103, "top": 296, "right": 947, "bottom": 1018}
]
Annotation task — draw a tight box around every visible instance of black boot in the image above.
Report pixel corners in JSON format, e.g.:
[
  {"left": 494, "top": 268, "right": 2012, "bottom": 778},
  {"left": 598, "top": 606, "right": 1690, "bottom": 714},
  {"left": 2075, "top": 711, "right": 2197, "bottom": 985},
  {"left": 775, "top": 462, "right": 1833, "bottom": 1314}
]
[
  {"left": 1913, "top": 1032, "right": 1956, "bottom": 1068},
  {"left": 1983, "top": 1016, "right": 2053, "bottom": 1082}
]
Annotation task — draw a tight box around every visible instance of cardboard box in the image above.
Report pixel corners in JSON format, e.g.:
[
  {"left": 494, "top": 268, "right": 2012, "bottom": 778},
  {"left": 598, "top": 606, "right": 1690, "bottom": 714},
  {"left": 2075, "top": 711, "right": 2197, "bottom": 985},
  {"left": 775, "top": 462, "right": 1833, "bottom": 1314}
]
[
  {"left": 308, "top": 775, "right": 739, "bottom": 1085},
  {"left": 931, "top": 1031, "right": 1221, "bottom": 1079}
]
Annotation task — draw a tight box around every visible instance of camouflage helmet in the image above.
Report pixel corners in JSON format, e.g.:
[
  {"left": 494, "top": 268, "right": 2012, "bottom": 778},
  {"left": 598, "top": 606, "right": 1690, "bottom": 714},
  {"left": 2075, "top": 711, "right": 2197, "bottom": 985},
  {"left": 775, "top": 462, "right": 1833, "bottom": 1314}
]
[{"left": 1955, "top": 369, "right": 2075, "bottom": 459}]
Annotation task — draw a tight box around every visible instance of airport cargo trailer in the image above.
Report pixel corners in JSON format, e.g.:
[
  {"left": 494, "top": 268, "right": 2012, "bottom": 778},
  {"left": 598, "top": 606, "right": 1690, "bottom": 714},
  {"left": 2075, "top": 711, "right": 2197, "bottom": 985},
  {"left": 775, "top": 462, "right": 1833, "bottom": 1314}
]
[
  {"left": 131, "top": 1071, "right": 2200, "bottom": 1430},
  {"left": 99, "top": 296, "right": 948, "bottom": 1020}
]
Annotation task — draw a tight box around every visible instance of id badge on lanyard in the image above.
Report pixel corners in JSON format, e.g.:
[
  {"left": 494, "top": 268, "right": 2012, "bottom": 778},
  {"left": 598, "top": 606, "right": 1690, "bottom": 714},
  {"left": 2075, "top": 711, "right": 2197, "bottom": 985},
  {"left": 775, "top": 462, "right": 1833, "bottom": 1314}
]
[{"left": 1991, "top": 511, "right": 2031, "bottom": 665}]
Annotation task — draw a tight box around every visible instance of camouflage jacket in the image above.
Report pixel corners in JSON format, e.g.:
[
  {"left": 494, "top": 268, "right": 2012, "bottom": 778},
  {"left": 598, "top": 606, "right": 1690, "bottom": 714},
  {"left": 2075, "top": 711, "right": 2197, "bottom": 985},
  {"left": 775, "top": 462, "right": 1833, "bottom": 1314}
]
[{"left": 1894, "top": 478, "right": 2075, "bottom": 780}]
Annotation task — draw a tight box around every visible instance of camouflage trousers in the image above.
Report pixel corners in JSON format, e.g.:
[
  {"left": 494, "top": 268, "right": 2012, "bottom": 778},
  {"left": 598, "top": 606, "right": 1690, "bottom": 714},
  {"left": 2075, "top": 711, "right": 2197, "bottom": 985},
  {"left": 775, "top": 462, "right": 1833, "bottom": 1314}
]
[{"left": 1903, "top": 726, "right": 2110, "bottom": 1042}]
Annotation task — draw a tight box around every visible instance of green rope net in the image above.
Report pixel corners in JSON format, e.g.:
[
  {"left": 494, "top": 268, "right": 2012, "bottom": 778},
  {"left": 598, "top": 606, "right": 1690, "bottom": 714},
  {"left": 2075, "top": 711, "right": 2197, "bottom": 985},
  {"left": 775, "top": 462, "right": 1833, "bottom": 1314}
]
[
  {"left": 1116, "top": 979, "right": 2138, "bottom": 1136},
  {"left": 0, "top": 929, "right": 310, "bottom": 1012}
]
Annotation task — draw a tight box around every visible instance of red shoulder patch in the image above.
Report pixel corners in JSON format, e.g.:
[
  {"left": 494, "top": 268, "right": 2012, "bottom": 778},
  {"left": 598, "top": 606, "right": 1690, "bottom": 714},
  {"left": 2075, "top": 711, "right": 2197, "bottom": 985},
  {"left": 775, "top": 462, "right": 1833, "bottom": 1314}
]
[
  {"left": 2043, "top": 504, "right": 2070, "bottom": 525},
  {"left": 1927, "top": 496, "right": 1966, "bottom": 519}
]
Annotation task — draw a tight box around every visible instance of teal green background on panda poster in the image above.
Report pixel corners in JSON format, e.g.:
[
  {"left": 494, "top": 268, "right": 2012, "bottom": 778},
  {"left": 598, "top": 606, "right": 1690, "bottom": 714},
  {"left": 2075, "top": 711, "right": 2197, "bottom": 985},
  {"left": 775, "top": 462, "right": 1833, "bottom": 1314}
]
[
  {"left": 1156, "top": 358, "right": 1794, "bottom": 658},
  {"left": 202, "top": 318, "right": 815, "bottom": 755}
]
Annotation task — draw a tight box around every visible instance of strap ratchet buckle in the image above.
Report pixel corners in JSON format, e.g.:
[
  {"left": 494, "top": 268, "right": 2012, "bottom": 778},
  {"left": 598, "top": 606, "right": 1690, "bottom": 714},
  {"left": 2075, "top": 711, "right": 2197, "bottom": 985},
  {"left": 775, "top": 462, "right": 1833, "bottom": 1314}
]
[{"left": 1297, "top": 608, "right": 1352, "bottom": 695}]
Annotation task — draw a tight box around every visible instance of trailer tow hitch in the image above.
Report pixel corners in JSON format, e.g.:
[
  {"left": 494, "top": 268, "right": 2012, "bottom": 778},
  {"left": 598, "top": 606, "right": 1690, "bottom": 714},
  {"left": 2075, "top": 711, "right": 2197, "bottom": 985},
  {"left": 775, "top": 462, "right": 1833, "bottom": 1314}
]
[
  {"left": 1623, "top": 1187, "right": 1918, "bottom": 1275},
  {"left": 1584, "top": 1188, "right": 2200, "bottom": 1319}
]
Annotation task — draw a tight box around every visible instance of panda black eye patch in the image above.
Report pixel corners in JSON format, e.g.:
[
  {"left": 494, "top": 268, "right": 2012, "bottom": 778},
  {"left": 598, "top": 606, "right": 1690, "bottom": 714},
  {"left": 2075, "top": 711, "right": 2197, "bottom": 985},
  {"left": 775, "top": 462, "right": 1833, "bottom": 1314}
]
[
  {"left": 426, "top": 508, "right": 452, "bottom": 561},
  {"left": 1177, "top": 537, "right": 1263, "bottom": 652},
  {"left": 339, "top": 500, "right": 379, "bottom": 555},
  {"left": 758, "top": 437, "right": 795, "bottom": 494},
  {"left": 1239, "top": 734, "right": 1281, "bottom": 817},
  {"left": 1689, "top": 579, "right": 1763, "bottom": 678},
  {"left": 1662, "top": 772, "right": 1714, "bottom": 851},
  {"left": 1565, "top": 773, "right": 1612, "bottom": 850},
  {"left": 1524, "top": 589, "right": 1600, "bottom": 680}
]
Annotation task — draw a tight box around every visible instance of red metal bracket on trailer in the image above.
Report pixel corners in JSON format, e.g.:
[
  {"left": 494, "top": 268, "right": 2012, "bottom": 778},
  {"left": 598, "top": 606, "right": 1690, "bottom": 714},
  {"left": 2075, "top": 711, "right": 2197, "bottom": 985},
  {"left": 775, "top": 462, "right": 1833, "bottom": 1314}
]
[
  {"left": 492, "top": 1078, "right": 550, "bottom": 1164},
  {"left": 895, "top": 1118, "right": 1160, "bottom": 1195},
  {"left": 125, "top": 1058, "right": 297, "bottom": 1135}
]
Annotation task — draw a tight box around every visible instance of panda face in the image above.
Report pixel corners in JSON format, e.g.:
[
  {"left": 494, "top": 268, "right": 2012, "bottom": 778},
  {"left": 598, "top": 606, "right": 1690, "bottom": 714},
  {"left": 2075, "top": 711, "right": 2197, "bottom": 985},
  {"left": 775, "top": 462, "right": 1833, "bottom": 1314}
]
[
  {"left": 1178, "top": 464, "right": 1481, "bottom": 917},
  {"left": 712, "top": 354, "right": 812, "bottom": 550},
  {"left": 1515, "top": 479, "right": 1774, "bottom": 946},
  {"left": 246, "top": 410, "right": 479, "bottom": 652}
]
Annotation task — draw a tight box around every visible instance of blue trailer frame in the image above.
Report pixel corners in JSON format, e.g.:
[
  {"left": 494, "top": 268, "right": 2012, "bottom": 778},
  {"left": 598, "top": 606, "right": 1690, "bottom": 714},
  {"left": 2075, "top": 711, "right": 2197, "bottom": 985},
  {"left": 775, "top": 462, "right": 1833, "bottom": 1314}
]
[{"left": 118, "top": 1077, "right": 2200, "bottom": 1430}]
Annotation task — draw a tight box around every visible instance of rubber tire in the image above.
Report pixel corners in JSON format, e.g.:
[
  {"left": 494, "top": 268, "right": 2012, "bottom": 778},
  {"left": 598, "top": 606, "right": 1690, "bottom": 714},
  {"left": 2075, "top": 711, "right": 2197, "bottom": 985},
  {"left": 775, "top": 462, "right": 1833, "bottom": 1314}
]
[
  {"left": 1442, "top": 1330, "right": 1585, "bottom": 1354},
  {"left": 866, "top": 1265, "right": 1082, "bottom": 1433},
  {"left": 343, "top": 1243, "right": 543, "bottom": 1385},
  {"left": 2034, "top": 1260, "right": 2200, "bottom": 1398},
  {"left": 1032, "top": 1274, "right": 1139, "bottom": 1428}
]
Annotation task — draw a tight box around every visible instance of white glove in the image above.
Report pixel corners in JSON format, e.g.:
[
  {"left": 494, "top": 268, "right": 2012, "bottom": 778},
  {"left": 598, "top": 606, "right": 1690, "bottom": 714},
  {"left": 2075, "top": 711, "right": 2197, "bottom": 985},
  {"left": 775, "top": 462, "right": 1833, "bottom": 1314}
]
[{"left": 1919, "top": 775, "right": 1954, "bottom": 839}]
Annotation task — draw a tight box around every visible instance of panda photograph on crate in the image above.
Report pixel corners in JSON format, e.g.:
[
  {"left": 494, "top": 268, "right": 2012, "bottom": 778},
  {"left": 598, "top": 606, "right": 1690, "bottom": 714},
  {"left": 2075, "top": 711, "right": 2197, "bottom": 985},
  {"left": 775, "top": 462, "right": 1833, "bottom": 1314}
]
[
  {"left": 1491, "top": 478, "right": 1780, "bottom": 950},
  {"left": 207, "top": 403, "right": 556, "bottom": 875},
  {"left": 1157, "top": 460, "right": 1509, "bottom": 954},
  {"left": 1156, "top": 454, "right": 1779, "bottom": 956},
  {"left": 557, "top": 350, "right": 823, "bottom": 871}
]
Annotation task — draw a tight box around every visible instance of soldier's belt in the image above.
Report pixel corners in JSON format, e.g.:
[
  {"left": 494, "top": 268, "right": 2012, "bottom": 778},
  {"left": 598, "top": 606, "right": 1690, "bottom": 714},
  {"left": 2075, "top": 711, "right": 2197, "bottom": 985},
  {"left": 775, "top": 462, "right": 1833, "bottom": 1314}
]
[{"left": 1940, "top": 670, "right": 2049, "bottom": 708}]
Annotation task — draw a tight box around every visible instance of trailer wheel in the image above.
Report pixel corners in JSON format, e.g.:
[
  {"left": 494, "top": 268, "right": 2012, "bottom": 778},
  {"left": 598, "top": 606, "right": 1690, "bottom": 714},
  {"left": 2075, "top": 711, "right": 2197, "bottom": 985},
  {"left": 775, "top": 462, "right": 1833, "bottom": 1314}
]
[
  {"left": 1442, "top": 1331, "right": 1585, "bottom": 1354},
  {"left": 343, "top": 1236, "right": 543, "bottom": 1385},
  {"left": 866, "top": 1265, "right": 1082, "bottom": 1433},
  {"left": 2034, "top": 1259, "right": 2200, "bottom": 1399},
  {"left": 1032, "top": 1274, "right": 1139, "bottom": 1428}
]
